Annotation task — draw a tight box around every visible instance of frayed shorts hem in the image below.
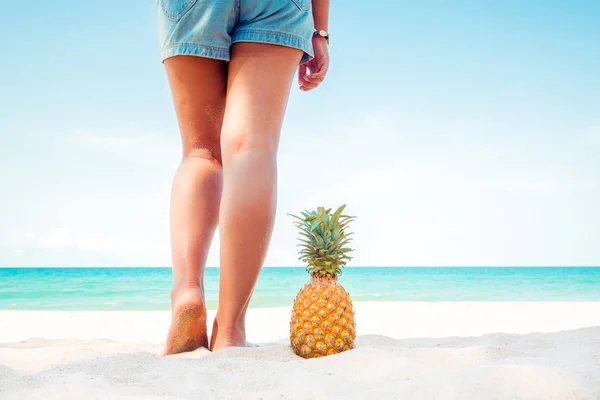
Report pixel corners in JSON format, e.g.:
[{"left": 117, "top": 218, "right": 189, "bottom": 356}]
[
  {"left": 161, "top": 29, "right": 314, "bottom": 64},
  {"left": 160, "top": 43, "right": 230, "bottom": 62}
]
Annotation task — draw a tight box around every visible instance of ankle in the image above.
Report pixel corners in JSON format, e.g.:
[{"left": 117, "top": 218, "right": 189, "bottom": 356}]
[
  {"left": 170, "top": 283, "right": 204, "bottom": 304},
  {"left": 217, "top": 319, "right": 245, "bottom": 332},
  {"left": 211, "top": 319, "right": 246, "bottom": 350},
  {"left": 215, "top": 309, "right": 247, "bottom": 330},
  {"left": 215, "top": 313, "right": 246, "bottom": 335}
]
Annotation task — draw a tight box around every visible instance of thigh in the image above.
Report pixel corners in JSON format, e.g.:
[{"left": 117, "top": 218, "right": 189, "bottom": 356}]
[
  {"left": 221, "top": 42, "right": 303, "bottom": 157},
  {"left": 164, "top": 56, "right": 227, "bottom": 162}
]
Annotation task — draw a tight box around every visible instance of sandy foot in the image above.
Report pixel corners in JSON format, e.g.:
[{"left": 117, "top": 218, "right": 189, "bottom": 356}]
[{"left": 162, "top": 289, "right": 208, "bottom": 355}]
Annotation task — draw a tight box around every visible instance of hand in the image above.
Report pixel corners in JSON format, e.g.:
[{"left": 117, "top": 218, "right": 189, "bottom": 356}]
[{"left": 298, "top": 35, "right": 329, "bottom": 91}]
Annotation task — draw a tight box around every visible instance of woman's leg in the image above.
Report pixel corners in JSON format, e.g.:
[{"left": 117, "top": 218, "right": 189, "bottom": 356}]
[
  {"left": 210, "top": 43, "right": 303, "bottom": 351},
  {"left": 162, "top": 55, "right": 227, "bottom": 355}
]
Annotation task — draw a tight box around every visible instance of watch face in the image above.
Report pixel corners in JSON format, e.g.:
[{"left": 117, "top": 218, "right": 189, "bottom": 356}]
[{"left": 319, "top": 30, "right": 327, "bottom": 37}]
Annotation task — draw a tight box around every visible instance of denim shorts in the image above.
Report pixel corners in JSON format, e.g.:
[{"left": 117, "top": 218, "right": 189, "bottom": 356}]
[{"left": 157, "top": 0, "right": 315, "bottom": 64}]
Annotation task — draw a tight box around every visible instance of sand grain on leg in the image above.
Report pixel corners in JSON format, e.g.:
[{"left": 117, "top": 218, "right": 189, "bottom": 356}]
[{"left": 163, "top": 289, "right": 208, "bottom": 355}]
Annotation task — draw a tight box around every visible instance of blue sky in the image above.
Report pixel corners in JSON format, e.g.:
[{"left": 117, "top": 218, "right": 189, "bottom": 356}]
[{"left": 1, "top": 1, "right": 599, "bottom": 267}]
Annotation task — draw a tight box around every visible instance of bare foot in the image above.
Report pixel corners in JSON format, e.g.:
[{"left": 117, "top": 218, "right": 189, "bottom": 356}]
[
  {"left": 209, "top": 319, "right": 248, "bottom": 351},
  {"left": 162, "top": 288, "right": 208, "bottom": 355}
]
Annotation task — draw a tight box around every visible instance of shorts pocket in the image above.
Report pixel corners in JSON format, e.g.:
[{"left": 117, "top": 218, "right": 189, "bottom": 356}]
[
  {"left": 290, "top": 0, "right": 311, "bottom": 12},
  {"left": 160, "top": 0, "right": 198, "bottom": 21}
]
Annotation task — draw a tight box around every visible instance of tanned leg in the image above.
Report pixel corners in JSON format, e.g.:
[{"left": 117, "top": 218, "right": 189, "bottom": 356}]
[
  {"left": 210, "top": 43, "right": 303, "bottom": 351},
  {"left": 162, "top": 55, "right": 227, "bottom": 355}
]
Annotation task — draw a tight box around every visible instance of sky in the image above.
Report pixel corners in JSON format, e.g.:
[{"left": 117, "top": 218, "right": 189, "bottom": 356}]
[{"left": 0, "top": 0, "right": 599, "bottom": 267}]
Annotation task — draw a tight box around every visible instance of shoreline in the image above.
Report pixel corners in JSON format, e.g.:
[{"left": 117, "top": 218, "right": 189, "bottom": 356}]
[{"left": 2, "top": 301, "right": 600, "bottom": 343}]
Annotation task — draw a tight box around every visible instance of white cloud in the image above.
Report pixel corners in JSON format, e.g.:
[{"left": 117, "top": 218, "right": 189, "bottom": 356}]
[
  {"left": 1, "top": 226, "right": 171, "bottom": 267},
  {"left": 1, "top": 114, "right": 599, "bottom": 267},
  {"left": 40, "top": 228, "right": 71, "bottom": 249},
  {"left": 274, "top": 152, "right": 600, "bottom": 267}
]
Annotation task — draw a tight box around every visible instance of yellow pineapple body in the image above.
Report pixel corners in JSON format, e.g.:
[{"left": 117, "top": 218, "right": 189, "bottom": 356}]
[{"left": 290, "top": 274, "right": 356, "bottom": 358}]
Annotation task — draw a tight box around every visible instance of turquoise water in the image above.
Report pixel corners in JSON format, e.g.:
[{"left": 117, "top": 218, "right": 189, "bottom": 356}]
[{"left": 1, "top": 267, "right": 599, "bottom": 310}]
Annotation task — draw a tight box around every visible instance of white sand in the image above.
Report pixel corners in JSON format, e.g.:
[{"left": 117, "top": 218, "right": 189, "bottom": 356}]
[{"left": 1, "top": 302, "right": 600, "bottom": 399}]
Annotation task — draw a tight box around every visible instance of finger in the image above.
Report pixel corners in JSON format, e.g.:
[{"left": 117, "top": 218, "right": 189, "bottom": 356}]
[
  {"left": 298, "top": 64, "right": 307, "bottom": 85},
  {"left": 310, "top": 62, "right": 329, "bottom": 79},
  {"left": 303, "top": 60, "right": 327, "bottom": 78},
  {"left": 304, "top": 67, "right": 328, "bottom": 85},
  {"left": 301, "top": 74, "right": 320, "bottom": 87},
  {"left": 300, "top": 81, "right": 319, "bottom": 91},
  {"left": 299, "top": 84, "right": 316, "bottom": 92},
  {"left": 302, "top": 76, "right": 324, "bottom": 85},
  {"left": 299, "top": 77, "right": 320, "bottom": 91},
  {"left": 302, "top": 72, "right": 325, "bottom": 83}
]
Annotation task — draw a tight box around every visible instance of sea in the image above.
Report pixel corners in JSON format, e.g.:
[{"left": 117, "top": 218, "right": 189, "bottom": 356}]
[{"left": 1, "top": 267, "right": 599, "bottom": 311}]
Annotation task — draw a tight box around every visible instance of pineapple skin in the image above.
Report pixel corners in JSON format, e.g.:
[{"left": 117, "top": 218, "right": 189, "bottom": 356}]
[{"left": 290, "top": 274, "right": 356, "bottom": 358}]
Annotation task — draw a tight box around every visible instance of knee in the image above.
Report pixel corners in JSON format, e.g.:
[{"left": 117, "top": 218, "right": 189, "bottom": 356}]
[
  {"left": 221, "top": 129, "right": 279, "bottom": 157},
  {"left": 183, "top": 144, "right": 222, "bottom": 167}
]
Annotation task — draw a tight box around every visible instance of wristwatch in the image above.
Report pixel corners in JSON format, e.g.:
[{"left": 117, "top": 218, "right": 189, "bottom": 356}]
[{"left": 313, "top": 29, "right": 330, "bottom": 44}]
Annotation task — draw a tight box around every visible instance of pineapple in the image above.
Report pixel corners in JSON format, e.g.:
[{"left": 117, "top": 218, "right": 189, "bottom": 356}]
[{"left": 288, "top": 204, "right": 356, "bottom": 358}]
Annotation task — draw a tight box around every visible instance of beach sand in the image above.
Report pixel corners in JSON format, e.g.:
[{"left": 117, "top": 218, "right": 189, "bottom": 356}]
[{"left": 1, "top": 302, "right": 600, "bottom": 399}]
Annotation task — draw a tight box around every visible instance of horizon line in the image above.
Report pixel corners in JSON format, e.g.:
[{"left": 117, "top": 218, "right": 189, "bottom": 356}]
[{"left": 1, "top": 265, "right": 599, "bottom": 269}]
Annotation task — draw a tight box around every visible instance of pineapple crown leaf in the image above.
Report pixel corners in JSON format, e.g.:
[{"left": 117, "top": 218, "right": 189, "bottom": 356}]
[{"left": 287, "top": 204, "right": 356, "bottom": 276}]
